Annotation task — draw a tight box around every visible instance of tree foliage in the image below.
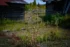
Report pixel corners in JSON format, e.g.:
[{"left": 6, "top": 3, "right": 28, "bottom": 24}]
[{"left": 33, "top": 0, "right": 36, "bottom": 6}]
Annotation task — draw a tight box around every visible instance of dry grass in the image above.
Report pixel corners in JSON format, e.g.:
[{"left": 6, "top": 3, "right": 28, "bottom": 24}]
[{"left": 0, "top": 10, "right": 70, "bottom": 47}]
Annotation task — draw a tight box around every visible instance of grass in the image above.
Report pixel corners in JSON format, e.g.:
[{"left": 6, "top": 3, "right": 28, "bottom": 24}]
[
  {"left": 40, "top": 13, "right": 70, "bottom": 29},
  {"left": 0, "top": 10, "right": 70, "bottom": 47},
  {"left": 16, "top": 26, "right": 66, "bottom": 47},
  {"left": 16, "top": 12, "right": 70, "bottom": 47},
  {"left": 0, "top": 26, "right": 69, "bottom": 47},
  {"left": 0, "top": 19, "right": 26, "bottom": 31}
]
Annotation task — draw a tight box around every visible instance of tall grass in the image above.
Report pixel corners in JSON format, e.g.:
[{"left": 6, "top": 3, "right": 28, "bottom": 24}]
[
  {"left": 17, "top": 27, "right": 64, "bottom": 47},
  {"left": 0, "top": 19, "right": 15, "bottom": 25},
  {"left": 0, "top": 19, "right": 26, "bottom": 31},
  {"left": 41, "top": 13, "right": 70, "bottom": 28},
  {"left": 0, "top": 11, "right": 70, "bottom": 47}
]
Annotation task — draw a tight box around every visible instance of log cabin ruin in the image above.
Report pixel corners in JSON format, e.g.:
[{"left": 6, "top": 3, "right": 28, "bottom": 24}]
[
  {"left": 0, "top": 0, "right": 27, "bottom": 20},
  {"left": 43, "top": 0, "right": 70, "bottom": 15}
]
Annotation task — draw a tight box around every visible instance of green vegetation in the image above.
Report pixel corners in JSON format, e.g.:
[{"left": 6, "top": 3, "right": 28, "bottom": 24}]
[
  {"left": 0, "top": 10, "right": 70, "bottom": 47},
  {"left": 0, "top": 19, "right": 26, "bottom": 31},
  {"left": 17, "top": 12, "right": 70, "bottom": 47},
  {"left": 41, "top": 13, "right": 70, "bottom": 28},
  {"left": 33, "top": 0, "right": 36, "bottom": 6},
  {"left": 25, "top": 0, "right": 45, "bottom": 11},
  {"left": 18, "top": 28, "right": 63, "bottom": 47},
  {"left": 0, "top": 4, "right": 70, "bottom": 47}
]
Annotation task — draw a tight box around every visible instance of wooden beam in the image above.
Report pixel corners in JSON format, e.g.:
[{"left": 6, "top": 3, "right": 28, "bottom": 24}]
[
  {"left": 65, "top": 1, "right": 70, "bottom": 14},
  {"left": 63, "top": 0, "right": 68, "bottom": 14}
]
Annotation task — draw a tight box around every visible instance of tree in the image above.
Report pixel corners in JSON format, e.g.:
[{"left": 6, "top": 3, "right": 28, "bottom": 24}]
[
  {"left": 33, "top": 0, "right": 36, "bottom": 6},
  {"left": 38, "top": 3, "right": 40, "bottom": 7},
  {"left": 25, "top": 5, "right": 30, "bottom": 10}
]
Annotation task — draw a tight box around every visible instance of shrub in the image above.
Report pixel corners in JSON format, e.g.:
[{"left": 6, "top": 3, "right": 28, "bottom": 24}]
[{"left": 42, "top": 13, "right": 66, "bottom": 26}]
